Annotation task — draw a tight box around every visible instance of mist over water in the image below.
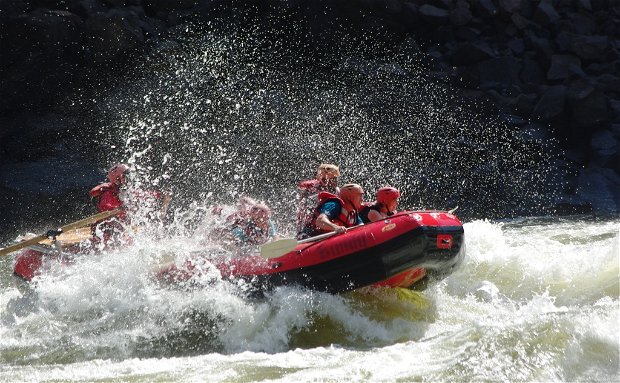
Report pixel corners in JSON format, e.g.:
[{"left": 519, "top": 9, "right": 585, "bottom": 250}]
[{"left": 78, "top": 20, "right": 561, "bottom": 225}]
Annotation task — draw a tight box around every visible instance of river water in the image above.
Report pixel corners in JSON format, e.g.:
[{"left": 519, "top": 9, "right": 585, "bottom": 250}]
[{"left": 0, "top": 216, "right": 617, "bottom": 382}]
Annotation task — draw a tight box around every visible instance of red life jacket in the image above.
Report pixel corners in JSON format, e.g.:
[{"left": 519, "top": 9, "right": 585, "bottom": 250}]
[
  {"left": 88, "top": 182, "right": 127, "bottom": 246},
  {"left": 13, "top": 249, "right": 47, "bottom": 281},
  {"left": 296, "top": 179, "right": 341, "bottom": 232},
  {"left": 306, "top": 192, "right": 358, "bottom": 235},
  {"left": 89, "top": 182, "right": 124, "bottom": 214}
]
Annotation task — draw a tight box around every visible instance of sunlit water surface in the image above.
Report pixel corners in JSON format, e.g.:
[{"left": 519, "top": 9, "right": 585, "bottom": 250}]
[{"left": 0, "top": 216, "right": 617, "bottom": 382}]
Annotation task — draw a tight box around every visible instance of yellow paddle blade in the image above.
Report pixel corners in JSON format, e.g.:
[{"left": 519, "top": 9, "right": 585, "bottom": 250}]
[
  {"left": 39, "top": 227, "right": 92, "bottom": 247},
  {"left": 260, "top": 238, "right": 298, "bottom": 259}
]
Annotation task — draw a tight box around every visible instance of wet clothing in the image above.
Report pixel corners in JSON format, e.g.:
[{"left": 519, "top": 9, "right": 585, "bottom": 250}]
[
  {"left": 228, "top": 214, "right": 277, "bottom": 246},
  {"left": 88, "top": 182, "right": 127, "bottom": 245},
  {"left": 299, "top": 192, "right": 361, "bottom": 238},
  {"left": 89, "top": 182, "right": 124, "bottom": 215},
  {"left": 230, "top": 219, "right": 277, "bottom": 246},
  {"left": 297, "top": 179, "right": 339, "bottom": 235},
  {"left": 359, "top": 202, "right": 394, "bottom": 224}
]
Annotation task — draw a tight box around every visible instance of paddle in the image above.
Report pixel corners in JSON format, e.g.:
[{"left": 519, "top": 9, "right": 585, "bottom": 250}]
[
  {"left": 260, "top": 225, "right": 366, "bottom": 259},
  {"left": 0, "top": 209, "right": 121, "bottom": 257},
  {"left": 260, "top": 230, "right": 341, "bottom": 259}
]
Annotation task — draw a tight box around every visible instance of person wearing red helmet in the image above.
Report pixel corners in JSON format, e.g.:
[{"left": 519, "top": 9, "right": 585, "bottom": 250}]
[
  {"left": 296, "top": 163, "right": 341, "bottom": 235},
  {"left": 360, "top": 186, "right": 401, "bottom": 223},
  {"left": 300, "top": 183, "right": 364, "bottom": 238}
]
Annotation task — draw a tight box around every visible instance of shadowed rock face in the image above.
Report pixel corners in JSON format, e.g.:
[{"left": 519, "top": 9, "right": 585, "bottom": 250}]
[{"left": 0, "top": 0, "right": 618, "bottom": 242}]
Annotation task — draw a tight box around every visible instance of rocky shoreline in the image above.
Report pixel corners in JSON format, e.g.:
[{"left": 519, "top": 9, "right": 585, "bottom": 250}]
[{"left": 1, "top": 0, "right": 618, "bottom": 241}]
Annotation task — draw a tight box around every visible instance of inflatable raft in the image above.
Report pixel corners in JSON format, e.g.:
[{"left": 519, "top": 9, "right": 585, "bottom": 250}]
[{"left": 157, "top": 210, "right": 465, "bottom": 293}]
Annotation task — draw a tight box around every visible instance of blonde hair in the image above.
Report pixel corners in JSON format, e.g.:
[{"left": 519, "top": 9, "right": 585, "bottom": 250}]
[{"left": 317, "top": 163, "right": 341, "bottom": 177}]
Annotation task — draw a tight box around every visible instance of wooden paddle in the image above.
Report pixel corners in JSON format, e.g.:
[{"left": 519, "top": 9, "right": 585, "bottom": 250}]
[
  {"left": 260, "top": 230, "right": 339, "bottom": 259},
  {"left": 0, "top": 209, "right": 121, "bottom": 257}
]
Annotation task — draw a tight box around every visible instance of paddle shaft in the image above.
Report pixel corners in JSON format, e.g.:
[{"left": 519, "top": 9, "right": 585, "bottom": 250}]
[
  {"left": 0, "top": 209, "right": 121, "bottom": 257},
  {"left": 297, "top": 230, "right": 338, "bottom": 244},
  {"left": 260, "top": 224, "right": 363, "bottom": 259},
  {"left": 301, "top": 224, "right": 364, "bottom": 243}
]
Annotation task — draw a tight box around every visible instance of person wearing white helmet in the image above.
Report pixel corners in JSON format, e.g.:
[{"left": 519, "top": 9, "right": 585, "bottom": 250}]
[{"left": 300, "top": 183, "right": 364, "bottom": 238}]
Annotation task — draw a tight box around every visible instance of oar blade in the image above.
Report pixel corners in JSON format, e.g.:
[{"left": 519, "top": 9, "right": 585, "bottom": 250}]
[
  {"left": 0, "top": 209, "right": 121, "bottom": 257},
  {"left": 260, "top": 238, "right": 298, "bottom": 259}
]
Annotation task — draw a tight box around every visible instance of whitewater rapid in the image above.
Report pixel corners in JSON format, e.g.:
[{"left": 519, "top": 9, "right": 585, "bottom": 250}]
[{"left": 0, "top": 216, "right": 618, "bottom": 382}]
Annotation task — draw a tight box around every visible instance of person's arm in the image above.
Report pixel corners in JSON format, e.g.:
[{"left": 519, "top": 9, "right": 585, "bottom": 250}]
[
  {"left": 315, "top": 201, "right": 347, "bottom": 233},
  {"left": 315, "top": 214, "right": 347, "bottom": 233},
  {"left": 367, "top": 209, "right": 383, "bottom": 223}
]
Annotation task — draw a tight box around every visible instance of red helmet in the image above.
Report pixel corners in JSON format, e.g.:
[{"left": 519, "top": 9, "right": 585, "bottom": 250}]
[
  {"left": 377, "top": 187, "right": 400, "bottom": 205},
  {"left": 107, "top": 163, "right": 129, "bottom": 185}
]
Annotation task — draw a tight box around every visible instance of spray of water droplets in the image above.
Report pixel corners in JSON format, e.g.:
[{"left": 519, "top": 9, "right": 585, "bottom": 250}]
[{"left": 79, "top": 18, "right": 561, "bottom": 234}]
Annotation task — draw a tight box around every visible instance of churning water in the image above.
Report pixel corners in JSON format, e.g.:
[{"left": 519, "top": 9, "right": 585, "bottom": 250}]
[{"left": 0, "top": 216, "right": 618, "bottom": 382}]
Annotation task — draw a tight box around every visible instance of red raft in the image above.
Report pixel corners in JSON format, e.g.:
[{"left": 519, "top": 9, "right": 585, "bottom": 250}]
[{"left": 158, "top": 210, "right": 465, "bottom": 294}]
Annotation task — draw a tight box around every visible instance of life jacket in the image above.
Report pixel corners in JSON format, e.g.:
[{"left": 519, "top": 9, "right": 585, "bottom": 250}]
[
  {"left": 13, "top": 249, "right": 46, "bottom": 281},
  {"left": 89, "top": 183, "right": 163, "bottom": 218},
  {"left": 226, "top": 212, "right": 273, "bottom": 246},
  {"left": 89, "top": 182, "right": 124, "bottom": 214},
  {"left": 359, "top": 202, "right": 394, "bottom": 224},
  {"left": 89, "top": 182, "right": 127, "bottom": 245},
  {"left": 296, "top": 179, "right": 340, "bottom": 232},
  {"left": 305, "top": 192, "right": 359, "bottom": 236}
]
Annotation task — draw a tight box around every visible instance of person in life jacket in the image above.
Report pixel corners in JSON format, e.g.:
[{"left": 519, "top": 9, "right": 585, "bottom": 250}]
[
  {"left": 90, "top": 163, "right": 129, "bottom": 213},
  {"left": 89, "top": 164, "right": 173, "bottom": 246},
  {"left": 216, "top": 195, "right": 257, "bottom": 222},
  {"left": 301, "top": 183, "right": 364, "bottom": 238},
  {"left": 360, "top": 186, "right": 401, "bottom": 223},
  {"left": 296, "top": 163, "right": 341, "bottom": 235},
  {"left": 88, "top": 163, "right": 131, "bottom": 245},
  {"left": 229, "top": 202, "right": 277, "bottom": 246}
]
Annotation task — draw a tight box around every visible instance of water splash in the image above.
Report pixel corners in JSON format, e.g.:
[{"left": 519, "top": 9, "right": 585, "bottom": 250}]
[{"left": 78, "top": 20, "right": 561, "bottom": 227}]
